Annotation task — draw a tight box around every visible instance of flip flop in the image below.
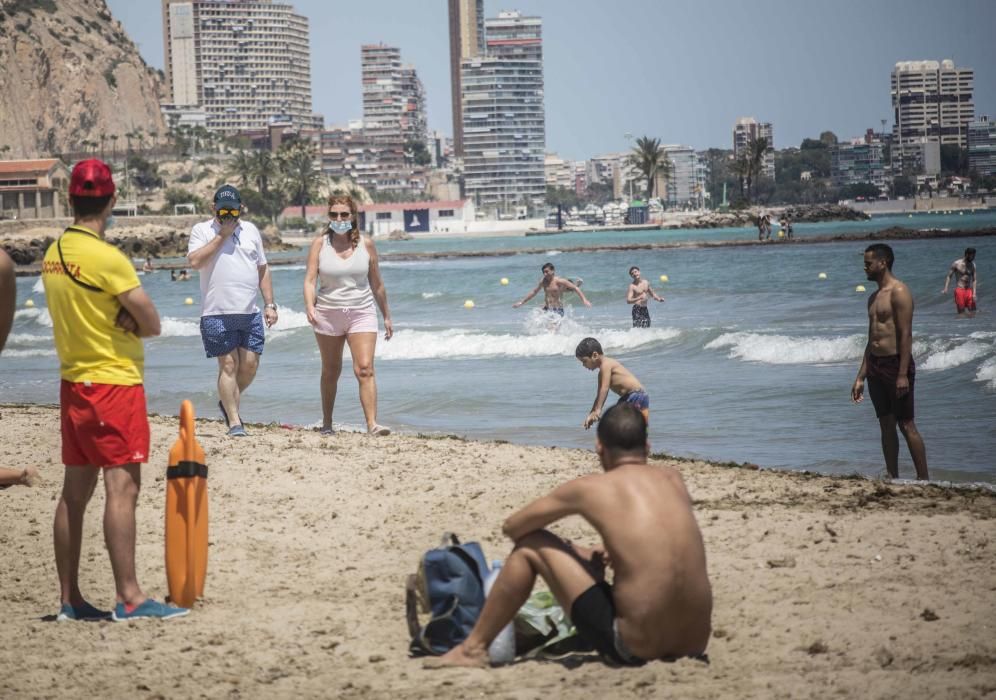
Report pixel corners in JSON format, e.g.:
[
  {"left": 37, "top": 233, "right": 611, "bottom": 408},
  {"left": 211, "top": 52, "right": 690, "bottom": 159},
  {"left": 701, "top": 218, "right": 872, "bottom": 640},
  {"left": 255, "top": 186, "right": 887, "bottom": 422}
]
[{"left": 368, "top": 424, "right": 391, "bottom": 436}]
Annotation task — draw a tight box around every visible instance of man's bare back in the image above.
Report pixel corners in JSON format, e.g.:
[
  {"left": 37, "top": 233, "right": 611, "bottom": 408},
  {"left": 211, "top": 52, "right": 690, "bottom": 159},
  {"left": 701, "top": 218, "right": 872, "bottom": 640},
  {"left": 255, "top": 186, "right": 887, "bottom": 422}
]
[{"left": 573, "top": 463, "right": 712, "bottom": 658}]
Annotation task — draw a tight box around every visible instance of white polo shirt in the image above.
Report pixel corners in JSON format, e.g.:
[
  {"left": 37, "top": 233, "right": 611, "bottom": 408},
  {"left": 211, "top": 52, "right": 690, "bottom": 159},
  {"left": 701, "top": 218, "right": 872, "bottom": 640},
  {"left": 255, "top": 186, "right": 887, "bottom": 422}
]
[{"left": 188, "top": 218, "right": 268, "bottom": 316}]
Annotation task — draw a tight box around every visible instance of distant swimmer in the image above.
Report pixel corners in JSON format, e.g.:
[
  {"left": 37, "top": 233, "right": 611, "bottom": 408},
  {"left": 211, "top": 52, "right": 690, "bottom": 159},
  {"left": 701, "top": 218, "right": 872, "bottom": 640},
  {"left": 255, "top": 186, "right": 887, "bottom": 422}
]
[
  {"left": 576, "top": 337, "right": 650, "bottom": 428},
  {"left": 142, "top": 256, "right": 154, "bottom": 273},
  {"left": 851, "top": 244, "right": 929, "bottom": 480},
  {"left": 425, "top": 403, "right": 712, "bottom": 668},
  {"left": 626, "top": 266, "right": 663, "bottom": 328},
  {"left": 512, "top": 261, "right": 591, "bottom": 316},
  {"left": 942, "top": 247, "right": 977, "bottom": 317}
]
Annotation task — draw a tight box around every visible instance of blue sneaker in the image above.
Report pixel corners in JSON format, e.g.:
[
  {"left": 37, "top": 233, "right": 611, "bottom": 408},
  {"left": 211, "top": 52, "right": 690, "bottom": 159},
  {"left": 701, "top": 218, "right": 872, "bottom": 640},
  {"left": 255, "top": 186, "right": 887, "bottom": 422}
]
[
  {"left": 227, "top": 424, "right": 247, "bottom": 437},
  {"left": 57, "top": 601, "right": 112, "bottom": 622},
  {"left": 112, "top": 599, "right": 190, "bottom": 622}
]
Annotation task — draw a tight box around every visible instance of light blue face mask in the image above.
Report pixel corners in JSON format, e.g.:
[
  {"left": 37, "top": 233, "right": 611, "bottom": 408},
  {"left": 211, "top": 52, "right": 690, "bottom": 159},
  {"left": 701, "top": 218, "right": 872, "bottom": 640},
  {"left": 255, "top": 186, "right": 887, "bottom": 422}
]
[{"left": 329, "top": 220, "right": 352, "bottom": 235}]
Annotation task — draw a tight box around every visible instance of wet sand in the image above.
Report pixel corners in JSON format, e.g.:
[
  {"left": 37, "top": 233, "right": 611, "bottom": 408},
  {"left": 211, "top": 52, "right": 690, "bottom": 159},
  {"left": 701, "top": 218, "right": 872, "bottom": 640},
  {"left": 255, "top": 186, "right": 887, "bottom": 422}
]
[{"left": 1, "top": 405, "right": 994, "bottom": 699}]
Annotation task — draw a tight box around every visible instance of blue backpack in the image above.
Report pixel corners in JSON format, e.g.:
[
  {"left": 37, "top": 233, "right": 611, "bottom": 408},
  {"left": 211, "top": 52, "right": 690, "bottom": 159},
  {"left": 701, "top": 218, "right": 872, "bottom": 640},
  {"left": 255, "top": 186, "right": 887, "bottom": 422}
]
[{"left": 406, "top": 533, "right": 490, "bottom": 656}]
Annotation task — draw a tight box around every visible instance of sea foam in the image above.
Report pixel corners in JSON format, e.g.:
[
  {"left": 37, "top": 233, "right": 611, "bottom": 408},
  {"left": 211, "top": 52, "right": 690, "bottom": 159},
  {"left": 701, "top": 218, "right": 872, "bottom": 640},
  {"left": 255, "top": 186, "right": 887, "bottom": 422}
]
[
  {"left": 919, "top": 340, "right": 991, "bottom": 371},
  {"left": 705, "top": 332, "right": 865, "bottom": 365}
]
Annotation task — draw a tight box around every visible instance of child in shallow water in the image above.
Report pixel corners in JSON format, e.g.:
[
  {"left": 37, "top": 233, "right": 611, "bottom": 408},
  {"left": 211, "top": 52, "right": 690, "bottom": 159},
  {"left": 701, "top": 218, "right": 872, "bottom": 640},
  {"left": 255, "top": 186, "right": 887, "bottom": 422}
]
[{"left": 575, "top": 337, "right": 650, "bottom": 428}]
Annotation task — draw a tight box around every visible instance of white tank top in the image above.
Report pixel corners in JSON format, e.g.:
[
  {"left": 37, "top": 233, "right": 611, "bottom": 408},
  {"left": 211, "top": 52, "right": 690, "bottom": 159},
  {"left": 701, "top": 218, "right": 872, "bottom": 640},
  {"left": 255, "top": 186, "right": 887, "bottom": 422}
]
[{"left": 316, "top": 236, "right": 374, "bottom": 310}]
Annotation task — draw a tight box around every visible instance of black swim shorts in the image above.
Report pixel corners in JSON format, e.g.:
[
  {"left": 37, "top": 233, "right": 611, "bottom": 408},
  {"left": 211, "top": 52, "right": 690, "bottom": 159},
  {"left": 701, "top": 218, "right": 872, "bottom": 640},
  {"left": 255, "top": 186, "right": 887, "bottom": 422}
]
[
  {"left": 542, "top": 306, "right": 565, "bottom": 317},
  {"left": 866, "top": 354, "right": 915, "bottom": 420},
  {"left": 570, "top": 581, "right": 645, "bottom": 666},
  {"left": 632, "top": 305, "right": 650, "bottom": 328}
]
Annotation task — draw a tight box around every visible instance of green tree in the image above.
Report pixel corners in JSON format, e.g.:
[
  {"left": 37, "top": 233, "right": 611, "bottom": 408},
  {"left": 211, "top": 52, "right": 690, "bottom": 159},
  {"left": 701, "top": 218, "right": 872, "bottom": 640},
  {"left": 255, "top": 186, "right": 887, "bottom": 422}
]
[
  {"left": 819, "top": 131, "right": 839, "bottom": 146},
  {"left": 404, "top": 138, "right": 432, "bottom": 166},
  {"left": 745, "top": 136, "right": 769, "bottom": 202},
  {"left": 230, "top": 149, "right": 255, "bottom": 190},
  {"left": 627, "top": 136, "right": 670, "bottom": 200},
  {"left": 839, "top": 182, "right": 881, "bottom": 200},
  {"left": 250, "top": 150, "right": 275, "bottom": 196},
  {"left": 892, "top": 175, "right": 915, "bottom": 198},
  {"left": 940, "top": 145, "right": 968, "bottom": 175},
  {"left": 278, "top": 142, "right": 322, "bottom": 220}
]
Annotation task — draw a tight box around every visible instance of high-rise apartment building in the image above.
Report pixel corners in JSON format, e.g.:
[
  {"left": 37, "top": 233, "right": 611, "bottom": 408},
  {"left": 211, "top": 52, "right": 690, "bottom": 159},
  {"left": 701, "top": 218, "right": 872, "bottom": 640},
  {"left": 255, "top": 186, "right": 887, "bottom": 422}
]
[
  {"left": 161, "top": 0, "right": 321, "bottom": 134},
  {"left": 732, "top": 117, "right": 775, "bottom": 179},
  {"left": 891, "top": 60, "right": 974, "bottom": 150},
  {"left": 448, "top": 0, "right": 485, "bottom": 158},
  {"left": 968, "top": 116, "right": 996, "bottom": 177},
  {"left": 359, "top": 44, "right": 429, "bottom": 196},
  {"left": 831, "top": 141, "right": 887, "bottom": 191},
  {"left": 662, "top": 146, "right": 707, "bottom": 209},
  {"left": 462, "top": 11, "right": 546, "bottom": 216}
]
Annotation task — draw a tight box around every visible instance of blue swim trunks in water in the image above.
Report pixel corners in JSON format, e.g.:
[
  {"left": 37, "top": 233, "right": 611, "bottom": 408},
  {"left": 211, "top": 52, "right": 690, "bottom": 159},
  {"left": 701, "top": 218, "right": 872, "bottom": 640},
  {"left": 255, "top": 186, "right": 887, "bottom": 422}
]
[
  {"left": 199, "top": 312, "right": 265, "bottom": 358},
  {"left": 542, "top": 306, "right": 565, "bottom": 317}
]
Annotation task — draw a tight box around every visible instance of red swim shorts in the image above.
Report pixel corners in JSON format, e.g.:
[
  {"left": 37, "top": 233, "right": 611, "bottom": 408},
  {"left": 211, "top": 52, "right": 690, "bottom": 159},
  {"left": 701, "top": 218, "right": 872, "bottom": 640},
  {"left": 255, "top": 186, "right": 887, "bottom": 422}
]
[
  {"left": 954, "top": 288, "right": 976, "bottom": 312},
  {"left": 60, "top": 380, "right": 150, "bottom": 467}
]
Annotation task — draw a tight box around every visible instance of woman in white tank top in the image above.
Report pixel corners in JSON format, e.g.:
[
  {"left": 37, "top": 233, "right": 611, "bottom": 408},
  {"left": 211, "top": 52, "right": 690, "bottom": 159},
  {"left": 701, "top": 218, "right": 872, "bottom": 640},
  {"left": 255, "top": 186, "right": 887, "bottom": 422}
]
[{"left": 303, "top": 195, "right": 393, "bottom": 436}]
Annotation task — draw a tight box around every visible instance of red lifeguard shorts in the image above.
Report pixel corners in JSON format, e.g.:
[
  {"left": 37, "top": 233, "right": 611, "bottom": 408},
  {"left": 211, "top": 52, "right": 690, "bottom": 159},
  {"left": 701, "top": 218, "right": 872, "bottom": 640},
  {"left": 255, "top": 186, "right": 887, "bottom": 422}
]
[
  {"left": 60, "top": 380, "right": 150, "bottom": 467},
  {"left": 954, "top": 288, "right": 976, "bottom": 312}
]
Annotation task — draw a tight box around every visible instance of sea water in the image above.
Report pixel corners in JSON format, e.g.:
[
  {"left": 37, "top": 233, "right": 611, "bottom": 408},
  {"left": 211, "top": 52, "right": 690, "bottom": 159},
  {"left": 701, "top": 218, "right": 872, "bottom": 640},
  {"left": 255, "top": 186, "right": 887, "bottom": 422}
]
[{"left": 4, "top": 214, "right": 995, "bottom": 483}]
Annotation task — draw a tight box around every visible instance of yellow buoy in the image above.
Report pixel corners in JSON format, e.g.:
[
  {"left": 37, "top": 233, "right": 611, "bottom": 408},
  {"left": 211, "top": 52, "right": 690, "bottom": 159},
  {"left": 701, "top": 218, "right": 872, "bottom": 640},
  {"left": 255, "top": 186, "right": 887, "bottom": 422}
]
[
  {"left": 500, "top": 277, "right": 509, "bottom": 286},
  {"left": 908, "top": 214, "right": 913, "bottom": 218},
  {"left": 184, "top": 297, "right": 194, "bottom": 305},
  {"left": 855, "top": 285, "right": 866, "bottom": 292},
  {"left": 659, "top": 274, "right": 669, "bottom": 283},
  {"left": 777, "top": 229, "right": 785, "bottom": 238},
  {"left": 25, "top": 298, "right": 35, "bottom": 307},
  {"left": 818, "top": 272, "right": 828, "bottom": 280},
  {"left": 463, "top": 299, "right": 475, "bottom": 309}
]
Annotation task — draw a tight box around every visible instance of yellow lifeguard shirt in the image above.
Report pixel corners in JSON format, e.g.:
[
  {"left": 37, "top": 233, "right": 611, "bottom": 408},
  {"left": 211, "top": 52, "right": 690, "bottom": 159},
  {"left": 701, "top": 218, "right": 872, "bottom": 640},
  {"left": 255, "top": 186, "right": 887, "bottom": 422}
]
[{"left": 41, "top": 226, "right": 144, "bottom": 385}]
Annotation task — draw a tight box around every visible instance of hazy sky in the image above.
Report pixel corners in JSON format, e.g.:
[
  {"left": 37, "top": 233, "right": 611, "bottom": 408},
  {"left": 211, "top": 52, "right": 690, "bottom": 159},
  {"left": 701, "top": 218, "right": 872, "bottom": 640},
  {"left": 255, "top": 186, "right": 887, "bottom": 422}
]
[{"left": 108, "top": 0, "right": 996, "bottom": 160}]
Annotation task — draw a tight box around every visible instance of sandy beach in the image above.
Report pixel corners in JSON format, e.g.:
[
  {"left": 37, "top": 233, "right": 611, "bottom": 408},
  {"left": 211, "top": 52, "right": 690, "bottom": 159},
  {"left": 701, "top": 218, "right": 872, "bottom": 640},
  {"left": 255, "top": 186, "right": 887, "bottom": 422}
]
[{"left": 0, "top": 404, "right": 994, "bottom": 699}]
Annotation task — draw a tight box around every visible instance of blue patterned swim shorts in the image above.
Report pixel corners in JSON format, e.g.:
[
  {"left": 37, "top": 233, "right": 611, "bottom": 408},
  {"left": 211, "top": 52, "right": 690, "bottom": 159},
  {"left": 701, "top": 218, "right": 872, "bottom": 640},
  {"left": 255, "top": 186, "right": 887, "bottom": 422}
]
[{"left": 199, "top": 312, "right": 265, "bottom": 358}]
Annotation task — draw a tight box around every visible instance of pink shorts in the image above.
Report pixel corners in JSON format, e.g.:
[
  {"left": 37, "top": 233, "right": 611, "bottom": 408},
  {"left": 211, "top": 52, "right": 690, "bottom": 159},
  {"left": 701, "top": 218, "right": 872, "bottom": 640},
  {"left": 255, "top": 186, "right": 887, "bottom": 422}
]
[{"left": 313, "top": 305, "right": 378, "bottom": 336}]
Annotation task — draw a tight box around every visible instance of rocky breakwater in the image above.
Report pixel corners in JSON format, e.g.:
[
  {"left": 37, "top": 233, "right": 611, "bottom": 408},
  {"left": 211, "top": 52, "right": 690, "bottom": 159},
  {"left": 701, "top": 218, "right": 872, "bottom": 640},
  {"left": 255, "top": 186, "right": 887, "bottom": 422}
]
[
  {"left": 1, "top": 215, "right": 293, "bottom": 269},
  {"left": 672, "top": 203, "right": 868, "bottom": 229}
]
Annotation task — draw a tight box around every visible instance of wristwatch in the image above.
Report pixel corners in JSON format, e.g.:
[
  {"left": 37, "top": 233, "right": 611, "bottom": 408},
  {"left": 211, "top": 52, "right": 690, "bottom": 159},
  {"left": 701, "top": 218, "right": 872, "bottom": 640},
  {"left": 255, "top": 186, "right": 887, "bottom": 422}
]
[{"left": 264, "top": 303, "right": 278, "bottom": 311}]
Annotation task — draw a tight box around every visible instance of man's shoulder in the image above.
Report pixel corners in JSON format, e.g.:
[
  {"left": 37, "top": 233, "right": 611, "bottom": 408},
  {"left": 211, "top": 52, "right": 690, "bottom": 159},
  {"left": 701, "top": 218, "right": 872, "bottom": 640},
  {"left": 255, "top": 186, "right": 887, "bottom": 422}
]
[
  {"left": 191, "top": 219, "right": 216, "bottom": 235},
  {"left": 240, "top": 219, "right": 262, "bottom": 237}
]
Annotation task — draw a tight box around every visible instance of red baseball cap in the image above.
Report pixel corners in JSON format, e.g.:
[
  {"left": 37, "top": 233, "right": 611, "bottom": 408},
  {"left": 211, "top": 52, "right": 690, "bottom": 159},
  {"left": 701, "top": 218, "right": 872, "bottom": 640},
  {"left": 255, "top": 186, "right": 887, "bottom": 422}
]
[{"left": 69, "top": 159, "right": 116, "bottom": 198}]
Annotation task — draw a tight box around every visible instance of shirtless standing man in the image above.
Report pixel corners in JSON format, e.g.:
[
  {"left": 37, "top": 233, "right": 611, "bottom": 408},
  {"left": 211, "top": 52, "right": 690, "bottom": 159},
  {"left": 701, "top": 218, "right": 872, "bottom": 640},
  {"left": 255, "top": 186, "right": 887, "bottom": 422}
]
[
  {"left": 512, "top": 262, "right": 591, "bottom": 315},
  {"left": 851, "top": 244, "right": 929, "bottom": 480},
  {"left": 427, "top": 403, "right": 712, "bottom": 668},
  {"left": 941, "top": 247, "right": 978, "bottom": 317},
  {"left": 626, "top": 266, "right": 663, "bottom": 328}
]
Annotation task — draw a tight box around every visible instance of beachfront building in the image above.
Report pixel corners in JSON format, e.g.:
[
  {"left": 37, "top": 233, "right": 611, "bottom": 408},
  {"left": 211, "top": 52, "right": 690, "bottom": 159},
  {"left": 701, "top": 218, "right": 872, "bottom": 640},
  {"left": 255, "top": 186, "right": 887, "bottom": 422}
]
[
  {"left": 448, "top": 0, "right": 485, "bottom": 158},
  {"left": 359, "top": 44, "right": 430, "bottom": 198},
  {"left": 0, "top": 159, "right": 70, "bottom": 220},
  {"left": 968, "top": 116, "right": 996, "bottom": 177},
  {"left": 279, "top": 200, "right": 476, "bottom": 235},
  {"left": 891, "top": 60, "right": 974, "bottom": 151},
  {"left": 733, "top": 117, "right": 775, "bottom": 179},
  {"left": 831, "top": 140, "right": 888, "bottom": 191},
  {"left": 662, "top": 145, "right": 707, "bottom": 209},
  {"left": 160, "top": 0, "right": 322, "bottom": 134},
  {"left": 461, "top": 11, "right": 546, "bottom": 218}
]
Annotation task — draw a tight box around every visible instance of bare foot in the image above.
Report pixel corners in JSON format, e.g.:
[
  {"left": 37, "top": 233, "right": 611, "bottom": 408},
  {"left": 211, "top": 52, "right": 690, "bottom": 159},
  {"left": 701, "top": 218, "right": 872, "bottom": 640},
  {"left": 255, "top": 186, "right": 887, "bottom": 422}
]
[
  {"left": 20, "top": 467, "right": 39, "bottom": 487},
  {"left": 423, "top": 643, "right": 489, "bottom": 669}
]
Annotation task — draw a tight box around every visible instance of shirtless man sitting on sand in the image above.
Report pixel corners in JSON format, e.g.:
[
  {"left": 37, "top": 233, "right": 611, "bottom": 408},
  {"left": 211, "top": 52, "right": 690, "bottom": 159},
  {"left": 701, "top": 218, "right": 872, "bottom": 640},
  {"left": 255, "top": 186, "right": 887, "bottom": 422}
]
[
  {"left": 427, "top": 403, "right": 712, "bottom": 668},
  {"left": 512, "top": 262, "right": 591, "bottom": 315}
]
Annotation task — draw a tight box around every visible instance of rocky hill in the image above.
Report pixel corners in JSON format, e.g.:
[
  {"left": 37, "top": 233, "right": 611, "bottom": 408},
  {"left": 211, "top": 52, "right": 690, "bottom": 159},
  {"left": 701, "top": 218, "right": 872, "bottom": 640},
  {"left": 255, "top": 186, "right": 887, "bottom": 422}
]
[{"left": 0, "top": 0, "right": 165, "bottom": 158}]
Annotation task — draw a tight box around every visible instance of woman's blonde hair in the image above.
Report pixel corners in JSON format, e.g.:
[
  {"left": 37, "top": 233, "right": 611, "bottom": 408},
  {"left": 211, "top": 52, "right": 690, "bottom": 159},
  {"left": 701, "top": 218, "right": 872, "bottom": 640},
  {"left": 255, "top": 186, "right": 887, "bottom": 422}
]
[{"left": 327, "top": 194, "right": 360, "bottom": 249}]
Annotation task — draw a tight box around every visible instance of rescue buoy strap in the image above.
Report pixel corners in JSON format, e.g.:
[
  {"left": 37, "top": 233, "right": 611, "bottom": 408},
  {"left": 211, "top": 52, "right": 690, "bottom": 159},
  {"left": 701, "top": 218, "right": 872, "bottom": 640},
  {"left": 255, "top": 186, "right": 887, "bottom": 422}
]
[{"left": 167, "top": 461, "right": 208, "bottom": 480}]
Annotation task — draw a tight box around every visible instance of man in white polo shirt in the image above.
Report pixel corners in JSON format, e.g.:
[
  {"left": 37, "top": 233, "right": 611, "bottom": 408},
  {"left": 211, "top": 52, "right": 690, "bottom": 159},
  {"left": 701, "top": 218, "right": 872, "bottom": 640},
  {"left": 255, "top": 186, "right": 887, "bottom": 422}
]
[{"left": 187, "top": 185, "right": 277, "bottom": 437}]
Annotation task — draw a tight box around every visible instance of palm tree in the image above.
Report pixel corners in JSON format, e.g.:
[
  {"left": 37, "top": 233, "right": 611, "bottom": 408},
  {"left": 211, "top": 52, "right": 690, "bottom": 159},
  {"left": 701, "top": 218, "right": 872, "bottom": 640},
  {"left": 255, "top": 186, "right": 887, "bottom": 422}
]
[
  {"left": 231, "top": 149, "right": 255, "bottom": 189},
  {"left": 109, "top": 134, "right": 119, "bottom": 163},
  {"left": 279, "top": 142, "right": 322, "bottom": 220},
  {"left": 98, "top": 133, "right": 106, "bottom": 160},
  {"left": 746, "top": 136, "right": 769, "bottom": 201},
  {"left": 250, "top": 150, "right": 275, "bottom": 196},
  {"left": 732, "top": 156, "right": 750, "bottom": 202},
  {"left": 627, "top": 136, "right": 667, "bottom": 201}
]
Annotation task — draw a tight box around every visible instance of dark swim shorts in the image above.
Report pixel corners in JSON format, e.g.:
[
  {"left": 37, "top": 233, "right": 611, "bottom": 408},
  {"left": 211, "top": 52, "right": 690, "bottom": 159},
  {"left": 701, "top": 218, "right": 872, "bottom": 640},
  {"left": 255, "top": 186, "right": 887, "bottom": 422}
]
[
  {"left": 570, "top": 581, "right": 645, "bottom": 666},
  {"left": 632, "top": 305, "right": 651, "bottom": 328},
  {"left": 866, "top": 354, "right": 915, "bottom": 420},
  {"left": 199, "top": 312, "right": 265, "bottom": 358},
  {"left": 542, "top": 306, "right": 565, "bottom": 317},
  {"left": 618, "top": 389, "right": 650, "bottom": 411}
]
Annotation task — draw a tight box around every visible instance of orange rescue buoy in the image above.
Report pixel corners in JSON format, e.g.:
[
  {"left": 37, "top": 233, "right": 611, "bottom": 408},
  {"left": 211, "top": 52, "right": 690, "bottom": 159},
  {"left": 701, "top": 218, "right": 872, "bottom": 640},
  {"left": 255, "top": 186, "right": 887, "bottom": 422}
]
[{"left": 165, "top": 400, "right": 208, "bottom": 608}]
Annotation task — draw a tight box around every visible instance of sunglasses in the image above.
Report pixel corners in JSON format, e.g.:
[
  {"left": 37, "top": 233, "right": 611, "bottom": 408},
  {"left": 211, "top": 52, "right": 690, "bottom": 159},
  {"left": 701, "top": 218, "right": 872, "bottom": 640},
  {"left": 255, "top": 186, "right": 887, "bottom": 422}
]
[
  {"left": 217, "top": 209, "right": 240, "bottom": 218},
  {"left": 329, "top": 211, "right": 352, "bottom": 220}
]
